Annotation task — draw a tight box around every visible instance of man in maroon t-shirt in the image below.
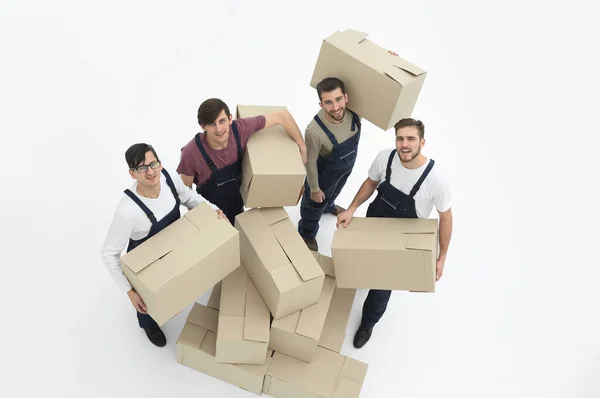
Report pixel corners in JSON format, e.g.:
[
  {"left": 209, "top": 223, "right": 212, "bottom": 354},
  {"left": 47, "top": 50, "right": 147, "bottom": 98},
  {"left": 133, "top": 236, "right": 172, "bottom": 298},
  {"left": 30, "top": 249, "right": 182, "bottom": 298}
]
[{"left": 177, "top": 98, "right": 307, "bottom": 224}]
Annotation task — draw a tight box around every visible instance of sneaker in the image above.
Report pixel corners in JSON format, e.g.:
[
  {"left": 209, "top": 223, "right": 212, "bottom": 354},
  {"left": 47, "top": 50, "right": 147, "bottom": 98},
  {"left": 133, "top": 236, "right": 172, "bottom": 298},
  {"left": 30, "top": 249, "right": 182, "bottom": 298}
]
[
  {"left": 327, "top": 204, "right": 346, "bottom": 216},
  {"left": 353, "top": 326, "right": 373, "bottom": 349},
  {"left": 302, "top": 237, "right": 318, "bottom": 251},
  {"left": 144, "top": 323, "right": 167, "bottom": 347}
]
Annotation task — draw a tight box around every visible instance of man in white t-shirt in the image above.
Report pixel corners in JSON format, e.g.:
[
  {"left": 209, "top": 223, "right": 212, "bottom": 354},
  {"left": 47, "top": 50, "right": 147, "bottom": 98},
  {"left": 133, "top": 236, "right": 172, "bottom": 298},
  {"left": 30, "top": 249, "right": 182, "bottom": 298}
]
[
  {"left": 101, "top": 143, "right": 223, "bottom": 347},
  {"left": 336, "top": 118, "right": 453, "bottom": 349}
]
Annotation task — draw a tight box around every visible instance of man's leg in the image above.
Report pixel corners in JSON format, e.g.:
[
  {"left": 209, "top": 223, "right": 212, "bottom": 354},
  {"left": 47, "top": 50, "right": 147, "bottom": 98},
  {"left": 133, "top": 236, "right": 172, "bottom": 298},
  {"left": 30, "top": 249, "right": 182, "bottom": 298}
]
[
  {"left": 137, "top": 311, "right": 167, "bottom": 347},
  {"left": 353, "top": 289, "right": 392, "bottom": 349},
  {"left": 298, "top": 180, "right": 329, "bottom": 250},
  {"left": 324, "top": 171, "right": 351, "bottom": 215}
]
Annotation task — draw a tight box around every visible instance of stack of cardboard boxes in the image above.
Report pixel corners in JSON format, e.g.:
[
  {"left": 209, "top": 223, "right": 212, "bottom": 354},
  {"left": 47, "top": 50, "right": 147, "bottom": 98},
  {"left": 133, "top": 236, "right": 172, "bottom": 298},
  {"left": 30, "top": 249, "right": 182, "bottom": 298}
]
[{"left": 120, "top": 29, "right": 434, "bottom": 397}]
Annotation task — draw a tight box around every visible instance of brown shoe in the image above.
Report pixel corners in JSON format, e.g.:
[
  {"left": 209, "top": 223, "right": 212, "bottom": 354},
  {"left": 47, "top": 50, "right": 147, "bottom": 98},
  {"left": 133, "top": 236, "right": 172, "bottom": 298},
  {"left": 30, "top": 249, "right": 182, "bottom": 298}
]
[
  {"left": 328, "top": 204, "right": 346, "bottom": 216},
  {"left": 302, "top": 237, "right": 318, "bottom": 251}
]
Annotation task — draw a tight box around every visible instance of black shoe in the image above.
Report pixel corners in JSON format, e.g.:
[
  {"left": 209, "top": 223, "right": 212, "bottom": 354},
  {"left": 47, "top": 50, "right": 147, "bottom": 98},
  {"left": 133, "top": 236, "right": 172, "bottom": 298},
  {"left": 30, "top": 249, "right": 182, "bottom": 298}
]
[
  {"left": 302, "top": 237, "right": 318, "bottom": 251},
  {"left": 353, "top": 326, "right": 373, "bottom": 349},
  {"left": 144, "top": 323, "right": 167, "bottom": 347}
]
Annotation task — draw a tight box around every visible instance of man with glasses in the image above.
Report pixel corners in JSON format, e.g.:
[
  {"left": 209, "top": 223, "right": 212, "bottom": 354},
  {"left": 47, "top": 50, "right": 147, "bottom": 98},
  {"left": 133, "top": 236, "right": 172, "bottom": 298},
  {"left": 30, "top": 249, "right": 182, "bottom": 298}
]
[{"left": 101, "top": 143, "right": 224, "bottom": 347}]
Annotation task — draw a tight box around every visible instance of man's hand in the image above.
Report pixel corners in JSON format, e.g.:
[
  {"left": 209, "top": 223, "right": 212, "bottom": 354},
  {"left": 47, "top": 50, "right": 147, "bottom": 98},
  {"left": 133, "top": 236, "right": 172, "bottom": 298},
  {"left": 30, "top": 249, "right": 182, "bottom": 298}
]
[
  {"left": 436, "top": 255, "right": 446, "bottom": 281},
  {"left": 388, "top": 50, "right": 399, "bottom": 56},
  {"left": 216, "top": 209, "right": 226, "bottom": 219},
  {"left": 310, "top": 190, "right": 325, "bottom": 203},
  {"left": 336, "top": 209, "right": 355, "bottom": 228},
  {"left": 127, "top": 289, "right": 147, "bottom": 313}
]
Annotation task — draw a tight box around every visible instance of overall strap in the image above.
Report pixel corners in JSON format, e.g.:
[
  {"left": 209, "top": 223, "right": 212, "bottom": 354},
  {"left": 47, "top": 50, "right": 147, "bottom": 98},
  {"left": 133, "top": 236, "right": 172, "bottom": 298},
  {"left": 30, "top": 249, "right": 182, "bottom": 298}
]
[
  {"left": 195, "top": 133, "right": 217, "bottom": 171},
  {"left": 124, "top": 189, "right": 157, "bottom": 224},
  {"left": 409, "top": 159, "right": 435, "bottom": 197},
  {"left": 313, "top": 115, "right": 340, "bottom": 146},
  {"left": 385, "top": 150, "right": 395, "bottom": 182}
]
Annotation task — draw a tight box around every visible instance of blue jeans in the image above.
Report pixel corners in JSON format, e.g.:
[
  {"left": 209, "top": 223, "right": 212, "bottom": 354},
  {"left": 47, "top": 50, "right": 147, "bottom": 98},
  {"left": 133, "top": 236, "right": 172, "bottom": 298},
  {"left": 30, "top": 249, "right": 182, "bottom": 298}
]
[{"left": 360, "top": 289, "right": 392, "bottom": 329}]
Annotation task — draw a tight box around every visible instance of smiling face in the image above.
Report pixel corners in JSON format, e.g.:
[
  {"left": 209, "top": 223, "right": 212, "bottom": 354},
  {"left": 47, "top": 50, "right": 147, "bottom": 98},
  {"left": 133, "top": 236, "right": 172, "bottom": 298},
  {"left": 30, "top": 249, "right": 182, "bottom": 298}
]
[
  {"left": 319, "top": 88, "right": 349, "bottom": 122},
  {"left": 129, "top": 150, "right": 163, "bottom": 188},
  {"left": 201, "top": 109, "right": 233, "bottom": 146},
  {"left": 395, "top": 125, "right": 425, "bottom": 163}
]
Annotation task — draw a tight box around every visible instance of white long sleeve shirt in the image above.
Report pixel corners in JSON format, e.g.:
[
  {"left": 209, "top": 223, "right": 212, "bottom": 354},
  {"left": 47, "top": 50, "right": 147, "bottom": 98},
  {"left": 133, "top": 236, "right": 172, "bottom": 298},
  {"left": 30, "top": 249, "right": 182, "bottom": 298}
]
[{"left": 100, "top": 170, "right": 217, "bottom": 293}]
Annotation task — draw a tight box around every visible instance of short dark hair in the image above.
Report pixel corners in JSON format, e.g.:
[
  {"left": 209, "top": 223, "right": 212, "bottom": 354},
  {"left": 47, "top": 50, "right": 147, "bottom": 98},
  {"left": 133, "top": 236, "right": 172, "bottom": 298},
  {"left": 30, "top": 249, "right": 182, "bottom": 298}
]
[
  {"left": 394, "top": 118, "right": 425, "bottom": 139},
  {"left": 316, "top": 77, "right": 346, "bottom": 101},
  {"left": 125, "top": 143, "right": 160, "bottom": 170},
  {"left": 197, "top": 98, "right": 231, "bottom": 126}
]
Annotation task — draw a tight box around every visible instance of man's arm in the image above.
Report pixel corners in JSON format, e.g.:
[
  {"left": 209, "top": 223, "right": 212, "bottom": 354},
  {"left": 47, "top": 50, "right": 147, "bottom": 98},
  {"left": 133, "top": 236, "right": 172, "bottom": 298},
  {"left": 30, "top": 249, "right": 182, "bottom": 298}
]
[
  {"left": 100, "top": 213, "right": 134, "bottom": 293},
  {"left": 305, "top": 125, "right": 322, "bottom": 194},
  {"left": 180, "top": 174, "right": 194, "bottom": 189},
  {"left": 437, "top": 208, "right": 453, "bottom": 261},
  {"left": 336, "top": 177, "right": 379, "bottom": 227},
  {"left": 263, "top": 110, "right": 307, "bottom": 163}
]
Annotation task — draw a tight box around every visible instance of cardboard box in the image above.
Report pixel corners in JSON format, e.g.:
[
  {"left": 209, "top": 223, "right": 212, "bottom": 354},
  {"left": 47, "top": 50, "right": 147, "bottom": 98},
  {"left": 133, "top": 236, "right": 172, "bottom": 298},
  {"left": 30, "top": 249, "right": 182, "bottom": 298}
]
[
  {"left": 120, "top": 202, "right": 240, "bottom": 325},
  {"left": 262, "top": 347, "right": 368, "bottom": 398},
  {"left": 269, "top": 275, "right": 336, "bottom": 362},
  {"left": 235, "top": 207, "right": 325, "bottom": 319},
  {"left": 236, "top": 104, "right": 306, "bottom": 208},
  {"left": 310, "top": 29, "right": 427, "bottom": 131},
  {"left": 176, "top": 303, "right": 272, "bottom": 395},
  {"left": 314, "top": 251, "right": 356, "bottom": 353},
  {"left": 331, "top": 216, "right": 439, "bottom": 292},
  {"left": 216, "top": 266, "right": 270, "bottom": 364}
]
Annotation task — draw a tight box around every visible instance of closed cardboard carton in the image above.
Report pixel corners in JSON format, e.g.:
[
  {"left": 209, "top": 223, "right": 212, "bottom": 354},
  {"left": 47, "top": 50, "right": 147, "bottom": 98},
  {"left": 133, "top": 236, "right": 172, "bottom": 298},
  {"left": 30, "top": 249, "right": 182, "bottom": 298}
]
[
  {"left": 269, "top": 275, "right": 336, "bottom": 362},
  {"left": 236, "top": 104, "right": 306, "bottom": 208},
  {"left": 331, "top": 216, "right": 439, "bottom": 292},
  {"left": 235, "top": 207, "right": 325, "bottom": 319},
  {"left": 310, "top": 29, "right": 427, "bottom": 131},
  {"left": 120, "top": 202, "right": 240, "bottom": 325},
  {"left": 176, "top": 303, "right": 272, "bottom": 395},
  {"left": 216, "top": 266, "right": 270, "bottom": 364},
  {"left": 262, "top": 347, "right": 368, "bottom": 398}
]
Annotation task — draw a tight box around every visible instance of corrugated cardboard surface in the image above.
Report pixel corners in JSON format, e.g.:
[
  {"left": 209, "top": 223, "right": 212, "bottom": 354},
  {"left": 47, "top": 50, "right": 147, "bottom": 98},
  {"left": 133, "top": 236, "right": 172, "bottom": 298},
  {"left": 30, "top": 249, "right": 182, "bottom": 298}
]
[
  {"left": 235, "top": 207, "right": 324, "bottom": 319},
  {"left": 176, "top": 303, "right": 273, "bottom": 395},
  {"left": 120, "top": 202, "right": 241, "bottom": 325},
  {"left": 262, "top": 346, "right": 368, "bottom": 398},
  {"left": 216, "top": 266, "right": 270, "bottom": 364},
  {"left": 331, "top": 216, "right": 438, "bottom": 292},
  {"left": 269, "top": 276, "right": 336, "bottom": 362},
  {"left": 236, "top": 104, "right": 306, "bottom": 208},
  {"left": 310, "top": 29, "right": 427, "bottom": 131}
]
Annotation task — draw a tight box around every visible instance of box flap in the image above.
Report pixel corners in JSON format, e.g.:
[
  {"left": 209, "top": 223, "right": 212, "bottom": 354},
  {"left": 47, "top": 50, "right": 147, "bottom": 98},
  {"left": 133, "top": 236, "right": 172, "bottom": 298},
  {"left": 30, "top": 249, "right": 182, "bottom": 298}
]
[
  {"left": 220, "top": 266, "right": 248, "bottom": 317},
  {"left": 326, "top": 29, "right": 369, "bottom": 46},
  {"left": 270, "top": 263, "right": 303, "bottom": 293},
  {"left": 295, "top": 276, "right": 336, "bottom": 340},
  {"left": 340, "top": 356, "right": 369, "bottom": 383},
  {"left": 177, "top": 321, "right": 207, "bottom": 349},
  {"left": 339, "top": 216, "right": 437, "bottom": 234},
  {"left": 186, "top": 303, "right": 219, "bottom": 333},
  {"left": 217, "top": 316, "right": 244, "bottom": 340},
  {"left": 184, "top": 201, "right": 221, "bottom": 229},
  {"left": 311, "top": 251, "right": 335, "bottom": 277},
  {"left": 244, "top": 278, "right": 270, "bottom": 343},
  {"left": 271, "top": 308, "right": 301, "bottom": 332},
  {"left": 259, "top": 207, "right": 289, "bottom": 226},
  {"left": 270, "top": 218, "right": 324, "bottom": 282},
  {"left": 120, "top": 216, "right": 197, "bottom": 273},
  {"left": 384, "top": 58, "right": 426, "bottom": 85},
  {"left": 405, "top": 233, "right": 435, "bottom": 251}
]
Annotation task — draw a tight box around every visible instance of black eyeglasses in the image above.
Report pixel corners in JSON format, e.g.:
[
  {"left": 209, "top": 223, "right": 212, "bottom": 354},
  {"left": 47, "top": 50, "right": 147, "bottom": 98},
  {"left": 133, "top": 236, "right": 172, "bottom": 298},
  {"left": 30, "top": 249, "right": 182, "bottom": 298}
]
[{"left": 131, "top": 160, "right": 161, "bottom": 173}]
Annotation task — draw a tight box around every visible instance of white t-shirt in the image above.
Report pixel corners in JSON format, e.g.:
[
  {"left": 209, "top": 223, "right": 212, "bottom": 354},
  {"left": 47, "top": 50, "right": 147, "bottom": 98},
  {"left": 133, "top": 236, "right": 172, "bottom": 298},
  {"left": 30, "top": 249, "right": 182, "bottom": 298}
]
[
  {"left": 100, "top": 170, "right": 217, "bottom": 293},
  {"left": 367, "top": 149, "right": 451, "bottom": 218}
]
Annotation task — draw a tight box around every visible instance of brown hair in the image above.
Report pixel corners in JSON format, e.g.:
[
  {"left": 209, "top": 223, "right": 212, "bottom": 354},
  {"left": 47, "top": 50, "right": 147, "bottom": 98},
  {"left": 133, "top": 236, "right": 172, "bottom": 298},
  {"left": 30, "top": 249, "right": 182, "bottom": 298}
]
[
  {"left": 394, "top": 118, "right": 425, "bottom": 139},
  {"left": 197, "top": 98, "right": 231, "bottom": 126},
  {"left": 316, "top": 77, "right": 346, "bottom": 101}
]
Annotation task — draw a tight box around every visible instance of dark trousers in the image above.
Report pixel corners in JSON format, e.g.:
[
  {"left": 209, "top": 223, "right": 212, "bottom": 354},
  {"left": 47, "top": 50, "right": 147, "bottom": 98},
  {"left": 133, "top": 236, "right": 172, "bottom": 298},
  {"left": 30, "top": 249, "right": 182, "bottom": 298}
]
[
  {"left": 298, "top": 171, "right": 351, "bottom": 239},
  {"left": 137, "top": 311, "right": 158, "bottom": 329},
  {"left": 360, "top": 289, "right": 392, "bottom": 329}
]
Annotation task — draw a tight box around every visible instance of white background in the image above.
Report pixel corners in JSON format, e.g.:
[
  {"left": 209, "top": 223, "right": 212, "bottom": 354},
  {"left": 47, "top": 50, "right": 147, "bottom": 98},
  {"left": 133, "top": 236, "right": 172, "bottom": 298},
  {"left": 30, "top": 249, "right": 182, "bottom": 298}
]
[{"left": 1, "top": 0, "right": 599, "bottom": 397}]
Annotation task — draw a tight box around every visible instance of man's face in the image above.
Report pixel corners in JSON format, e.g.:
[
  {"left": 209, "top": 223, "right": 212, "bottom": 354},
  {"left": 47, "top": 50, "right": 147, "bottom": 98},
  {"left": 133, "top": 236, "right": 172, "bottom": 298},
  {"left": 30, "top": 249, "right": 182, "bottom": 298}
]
[
  {"left": 129, "top": 151, "right": 163, "bottom": 187},
  {"left": 319, "top": 88, "right": 348, "bottom": 122},
  {"left": 201, "top": 109, "right": 232, "bottom": 144},
  {"left": 395, "top": 126, "right": 424, "bottom": 163}
]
